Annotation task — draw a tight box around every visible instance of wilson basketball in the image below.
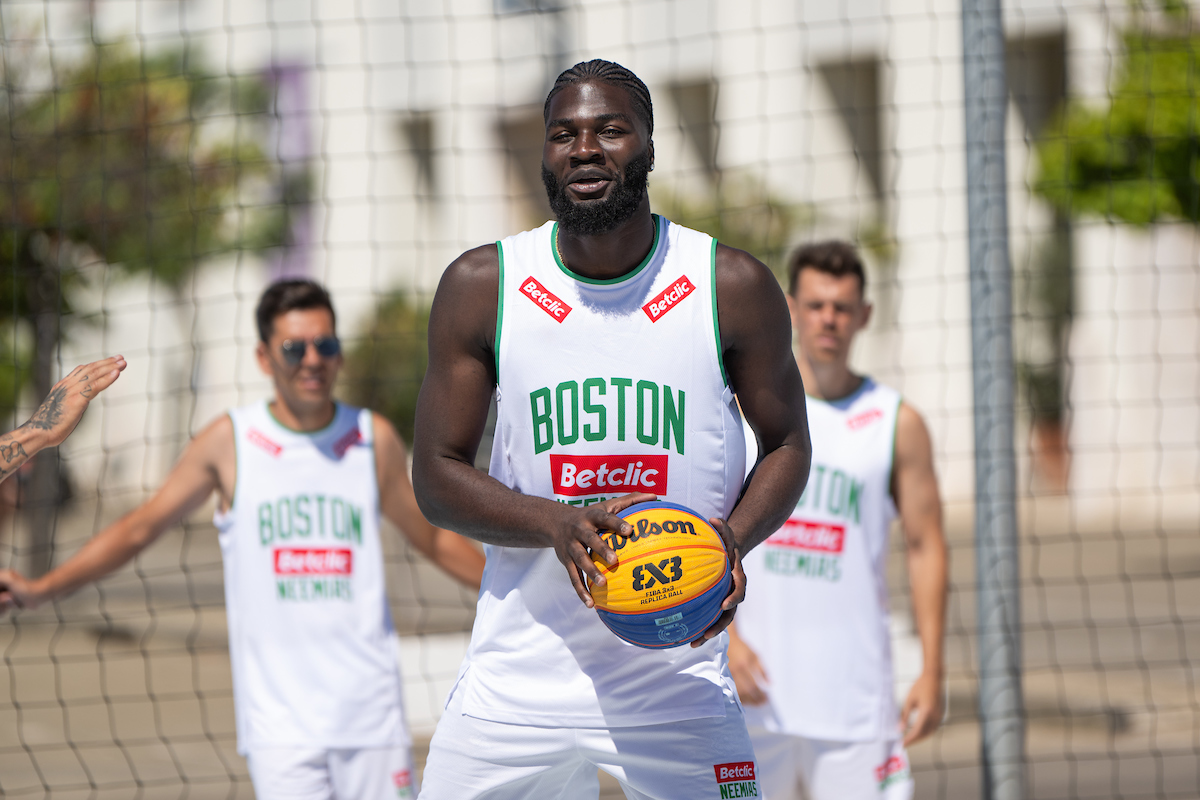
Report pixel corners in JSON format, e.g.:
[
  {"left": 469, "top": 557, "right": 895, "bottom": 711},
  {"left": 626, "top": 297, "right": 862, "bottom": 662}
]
[{"left": 589, "top": 500, "right": 732, "bottom": 648}]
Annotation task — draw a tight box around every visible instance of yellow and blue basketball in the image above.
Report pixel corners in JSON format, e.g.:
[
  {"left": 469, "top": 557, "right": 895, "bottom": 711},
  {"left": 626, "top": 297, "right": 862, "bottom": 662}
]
[{"left": 589, "top": 500, "right": 732, "bottom": 648}]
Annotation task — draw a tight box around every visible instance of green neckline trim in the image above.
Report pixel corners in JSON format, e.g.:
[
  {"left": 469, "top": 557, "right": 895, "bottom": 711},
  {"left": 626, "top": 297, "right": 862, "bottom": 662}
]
[
  {"left": 710, "top": 238, "right": 729, "bottom": 387},
  {"left": 266, "top": 400, "right": 341, "bottom": 436},
  {"left": 551, "top": 215, "right": 662, "bottom": 285},
  {"left": 495, "top": 241, "right": 505, "bottom": 382},
  {"left": 806, "top": 376, "right": 871, "bottom": 407}
]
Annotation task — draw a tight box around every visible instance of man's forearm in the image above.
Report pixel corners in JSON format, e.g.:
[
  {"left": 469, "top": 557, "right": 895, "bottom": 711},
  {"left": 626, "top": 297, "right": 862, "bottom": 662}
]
[
  {"left": 727, "top": 441, "right": 810, "bottom": 553},
  {"left": 31, "top": 515, "right": 158, "bottom": 605},
  {"left": 908, "top": 541, "right": 948, "bottom": 675},
  {"left": 0, "top": 425, "right": 50, "bottom": 482},
  {"left": 414, "top": 455, "right": 584, "bottom": 548}
]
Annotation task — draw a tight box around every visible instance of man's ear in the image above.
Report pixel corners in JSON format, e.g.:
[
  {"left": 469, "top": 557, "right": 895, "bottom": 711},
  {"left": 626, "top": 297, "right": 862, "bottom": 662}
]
[
  {"left": 255, "top": 341, "right": 272, "bottom": 376},
  {"left": 648, "top": 140, "right": 655, "bottom": 172},
  {"left": 860, "top": 302, "right": 874, "bottom": 330}
]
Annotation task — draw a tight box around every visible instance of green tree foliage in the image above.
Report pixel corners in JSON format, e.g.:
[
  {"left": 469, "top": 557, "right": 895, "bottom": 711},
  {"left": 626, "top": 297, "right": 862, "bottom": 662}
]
[
  {"left": 0, "top": 36, "right": 291, "bottom": 572},
  {"left": 651, "top": 176, "right": 811, "bottom": 281},
  {"left": 1035, "top": 13, "right": 1200, "bottom": 225},
  {"left": 341, "top": 292, "right": 430, "bottom": 446}
]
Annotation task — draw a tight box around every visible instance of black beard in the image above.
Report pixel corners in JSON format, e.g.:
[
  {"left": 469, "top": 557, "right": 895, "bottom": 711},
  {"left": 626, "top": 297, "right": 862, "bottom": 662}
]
[{"left": 541, "top": 151, "right": 651, "bottom": 236}]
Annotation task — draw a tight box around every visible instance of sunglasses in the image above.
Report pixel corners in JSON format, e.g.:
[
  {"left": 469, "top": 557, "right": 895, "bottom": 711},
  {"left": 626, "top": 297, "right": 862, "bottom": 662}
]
[{"left": 279, "top": 336, "right": 341, "bottom": 366}]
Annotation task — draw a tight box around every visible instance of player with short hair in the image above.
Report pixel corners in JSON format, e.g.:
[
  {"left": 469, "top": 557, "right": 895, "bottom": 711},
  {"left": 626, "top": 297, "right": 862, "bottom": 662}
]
[
  {"left": 728, "top": 240, "right": 949, "bottom": 800},
  {"left": 411, "top": 59, "right": 811, "bottom": 799},
  {"left": 0, "top": 279, "right": 485, "bottom": 800}
]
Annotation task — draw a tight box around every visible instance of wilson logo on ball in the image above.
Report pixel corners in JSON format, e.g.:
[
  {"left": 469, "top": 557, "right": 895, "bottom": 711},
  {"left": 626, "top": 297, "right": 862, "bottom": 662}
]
[{"left": 589, "top": 501, "right": 732, "bottom": 649}]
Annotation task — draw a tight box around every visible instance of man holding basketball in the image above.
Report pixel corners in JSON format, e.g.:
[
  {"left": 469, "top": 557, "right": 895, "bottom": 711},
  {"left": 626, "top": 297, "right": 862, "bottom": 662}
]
[
  {"left": 0, "top": 280, "right": 485, "bottom": 800},
  {"left": 729, "top": 241, "right": 949, "bottom": 800},
  {"left": 412, "top": 59, "right": 811, "bottom": 799}
]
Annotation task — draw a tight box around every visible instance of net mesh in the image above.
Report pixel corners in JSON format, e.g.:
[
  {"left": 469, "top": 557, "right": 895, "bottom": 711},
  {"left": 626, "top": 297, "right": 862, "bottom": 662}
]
[{"left": 0, "top": 1, "right": 1197, "bottom": 798}]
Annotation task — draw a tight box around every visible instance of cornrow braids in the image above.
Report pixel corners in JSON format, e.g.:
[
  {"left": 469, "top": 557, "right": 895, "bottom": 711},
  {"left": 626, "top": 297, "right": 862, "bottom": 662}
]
[{"left": 544, "top": 59, "right": 654, "bottom": 137}]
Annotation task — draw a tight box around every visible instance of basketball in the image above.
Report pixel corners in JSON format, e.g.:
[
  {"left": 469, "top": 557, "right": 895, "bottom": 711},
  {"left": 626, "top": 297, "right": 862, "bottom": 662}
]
[{"left": 588, "top": 500, "right": 732, "bottom": 648}]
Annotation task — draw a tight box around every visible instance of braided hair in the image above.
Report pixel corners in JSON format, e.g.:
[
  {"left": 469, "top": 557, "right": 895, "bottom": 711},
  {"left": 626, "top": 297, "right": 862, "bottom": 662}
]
[{"left": 543, "top": 59, "right": 654, "bottom": 137}]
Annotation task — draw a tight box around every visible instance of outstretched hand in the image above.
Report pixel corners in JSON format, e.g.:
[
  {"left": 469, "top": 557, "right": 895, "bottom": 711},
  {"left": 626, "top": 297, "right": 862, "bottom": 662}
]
[
  {"left": 553, "top": 492, "right": 656, "bottom": 607},
  {"left": 0, "top": 569, "right": 39, "bottom": 615},
  {"left": 27, "top": 356, "right": 127, "bottom": 449}
]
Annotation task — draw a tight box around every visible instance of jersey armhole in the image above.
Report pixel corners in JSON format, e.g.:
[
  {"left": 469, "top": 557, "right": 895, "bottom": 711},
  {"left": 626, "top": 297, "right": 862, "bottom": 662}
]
[
  {"left": 888, "top": 396, "right": 903, "bottom": 505},
  {"left": 709, "top": 238, "right": 730, "bottom": 387},
  {"left": 226, "top": 411, "right": 239, "bottom": 513},
  {"left": 494, "top": 240, "right": 505, "bottom": 383}
]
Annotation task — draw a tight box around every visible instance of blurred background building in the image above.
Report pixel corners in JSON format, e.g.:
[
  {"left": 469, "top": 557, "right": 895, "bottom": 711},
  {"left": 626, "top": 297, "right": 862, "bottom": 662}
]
[{"left": 1, "top": 0, "right": 1198, "bottom": 797}]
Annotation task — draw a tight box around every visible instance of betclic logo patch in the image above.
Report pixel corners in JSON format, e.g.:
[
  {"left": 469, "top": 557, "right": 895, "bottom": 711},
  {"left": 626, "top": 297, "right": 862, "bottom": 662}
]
[{"left": 521, "top": 276, "right": 572, "bottom": 322}]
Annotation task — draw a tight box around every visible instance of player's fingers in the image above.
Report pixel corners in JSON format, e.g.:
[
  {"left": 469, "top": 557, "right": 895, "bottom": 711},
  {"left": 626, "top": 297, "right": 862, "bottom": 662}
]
[
  {"left": 902, "top": 707, "right": 928, "bottom": 747},
  {"left": 691, "top": 605, "right": 736, "bottom": 648},
  {"left": 561, "top": 554, "right": 595, "bottom": 607},
  {"left": 85, "top": 359, "right": 126, "bottom": 394},
  {"left": 566, "top": 540, "right": 606, "bottom": 600},
  {"left": 601, "top": 492, "right": 656, "bottom": 515},
  {"left": 580, "top": 527, "right": 619, "bottom": 567}
]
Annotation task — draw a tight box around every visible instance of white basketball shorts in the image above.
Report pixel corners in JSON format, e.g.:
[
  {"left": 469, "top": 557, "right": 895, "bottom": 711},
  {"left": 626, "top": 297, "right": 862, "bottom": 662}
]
[
  {"left": 246, "top": 745, "right": 416, "bottom": 800},
  {"left": 418, "top": 687, "right": 761, "bottom": 799},
  {"left": 748, "top": 726, "right": 913, "bottom": 800}
]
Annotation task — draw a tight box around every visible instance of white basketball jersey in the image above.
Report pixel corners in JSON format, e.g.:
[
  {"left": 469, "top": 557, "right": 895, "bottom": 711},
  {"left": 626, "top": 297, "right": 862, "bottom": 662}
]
[
  {"left": 215, "top": 401, "right": 407, "bottom": 753},
  {"left": 739, "top": 379, "right": 902, "bottom": 742},
  {"left": 457, "top": 216, "right": 747, "bottom": 728}
]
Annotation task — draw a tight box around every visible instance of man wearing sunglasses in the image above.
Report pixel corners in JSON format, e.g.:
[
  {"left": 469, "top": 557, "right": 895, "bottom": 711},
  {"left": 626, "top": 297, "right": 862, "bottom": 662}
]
[{"left": 0, "top": 279, "right": 485, "bottom": 800}]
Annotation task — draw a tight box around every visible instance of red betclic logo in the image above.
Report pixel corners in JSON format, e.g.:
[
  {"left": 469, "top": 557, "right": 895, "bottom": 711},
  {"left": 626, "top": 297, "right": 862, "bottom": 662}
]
[
  {"left": 274, "top": 548, "right": 353, "bottom": 575},
  {"left": 714, "top": 762, "right": 757, "bottom": 784},
  {"left": 847, "top": 408, "right": 884, "bottom": 430},
  {"left": 521, "top": 277, "right": 572, "bottom": 322},
  {"left": 767, "top": 519, "right": 846, "bottom": 553},
  {"left": 642, "top": 276, "right": 694, "bottom": 322},
  {"left": 550, "top": 454, "right": 668, "bottom": 497},
  {"left": 247, "top": 428, "right": 283, "bottom": 457}
]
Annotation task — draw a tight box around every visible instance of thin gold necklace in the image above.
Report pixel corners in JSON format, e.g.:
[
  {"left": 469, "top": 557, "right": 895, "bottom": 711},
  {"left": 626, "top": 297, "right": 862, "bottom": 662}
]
[{"left": 554, "top": 226, "right": 567, "bottom": 268}]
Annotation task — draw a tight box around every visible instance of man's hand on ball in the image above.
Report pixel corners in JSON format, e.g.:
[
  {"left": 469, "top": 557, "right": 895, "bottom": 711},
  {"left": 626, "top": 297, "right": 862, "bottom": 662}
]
[
  {"left": 691, "top": 517, "right": 745, "bottom": 647},
  {"left": 553, "top": 492, "right": 656, "bottom": 607}
]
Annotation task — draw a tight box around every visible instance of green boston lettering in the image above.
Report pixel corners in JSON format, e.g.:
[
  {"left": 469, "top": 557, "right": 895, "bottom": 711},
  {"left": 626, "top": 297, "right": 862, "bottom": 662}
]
[
  {"left": 332, "top": 498, "right": 346, "bottom": 540},
  {"left": 582, "top": 378, "right": 606, "bottom": 442},
  {"left": 531, "top": 387, "right": 553, "bottom": 454},
  {"left": 316, "top": 495, "right": 327, "bottom": 536},
  {"left": 349, "top": 503, "right": 362, "bottom": 545},
  {"left": 636, "top": 380, "right": 659, "bottom": 446},
  {"left": 295, "top": 494, "right": 312, "bottom": 537},
  {"left": 611, "top": 378, "right": 632, "bottom": 442},
  {"left": 827, "top": 470, "right": 845, "bottom": 516},
  {"left": 555, "top": 381, "right": 579, "bottom": 445},
  {"left": 662, "top": 385, "right": 685, "bottom": 455},
  {"left": 276, "top": 497, "right": 293, "bottom": 539},
  {"left": 259, "top": 502, "right": 274, "bottom": 545},
  {"left": 847, "top": 479, "right": 863, "bottom": 524}
]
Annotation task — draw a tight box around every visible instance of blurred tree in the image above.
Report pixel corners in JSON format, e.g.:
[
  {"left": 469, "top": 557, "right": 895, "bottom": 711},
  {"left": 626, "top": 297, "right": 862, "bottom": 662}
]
[
  {"left": 0, "top": 38, "right": 291, "bottom": 573},
  {"left": 341, "top": 292, "right": 430, "bottom": 447},
  {"left": 1035, "top": 5, "right": 1200, "bottom": 225},
  {"left": 651, "top": 175, "right": 811, "bottom": 282}
]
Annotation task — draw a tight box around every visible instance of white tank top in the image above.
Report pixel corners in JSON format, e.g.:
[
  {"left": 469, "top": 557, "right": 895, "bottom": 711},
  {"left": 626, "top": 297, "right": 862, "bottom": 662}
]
[
  {"left": 738, "top": 379, "right": 902, "bottom": 741},
  {"left": 458, "top": 216, "right": 747, "bottom": 728},
  {"left": 215, "top": 401, "right": 407, "bottom": 753}
]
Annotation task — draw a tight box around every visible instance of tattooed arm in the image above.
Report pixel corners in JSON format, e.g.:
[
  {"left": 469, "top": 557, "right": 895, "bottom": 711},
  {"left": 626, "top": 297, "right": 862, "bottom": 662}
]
[{"left": 0, "top": 356, "right": 127, "bottom": 483}]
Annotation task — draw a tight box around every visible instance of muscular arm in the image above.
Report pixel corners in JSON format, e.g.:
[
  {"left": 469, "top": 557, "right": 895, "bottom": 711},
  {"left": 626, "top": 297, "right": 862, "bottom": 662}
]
[
  {"left": 0, "top": 416, "right": 230, "bottom": 613},
  {"left": 412, "top": 245, "right": 647, "bottom": 607},
  {"left": 892, "top": 402, "right": 948, "bottom": 745},
  {"left": 716, "top": 244, "right": 811, "bottom": 552},
  {"left": 373, "top": 413, "right": 485, "bottom": 590}
]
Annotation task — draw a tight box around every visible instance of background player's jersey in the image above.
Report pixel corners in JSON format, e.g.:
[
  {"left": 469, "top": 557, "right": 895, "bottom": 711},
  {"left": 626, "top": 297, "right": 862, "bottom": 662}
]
[
  {"left": 216, "top": 402, "right": 408, "bottom": 753},
  {"left": 739, "top": 379, "right": 902, "bottom": 741},
  {"left": 460, "top": 216, "right": 747, "bottom": 728}
]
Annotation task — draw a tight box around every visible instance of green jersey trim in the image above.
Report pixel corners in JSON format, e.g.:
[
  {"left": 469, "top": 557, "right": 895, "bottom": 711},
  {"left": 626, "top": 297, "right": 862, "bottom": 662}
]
[
  {"left": 551, "top": 215, "right": 663, "bottom": 285},
  {"left": 227, "top": 412, "right": 239, "bottom": 511},
  {"left": 265, "top": 400, "right": 342, "bottom": 436},
  {"left": 710, "top": 238, "right": 729, "bottom": 387},
  {"left": 495, "top": 241, "right": 505, "bottom": 382},
  {"left": 888, "top": 394, "right": 903, "bottom": 502}
]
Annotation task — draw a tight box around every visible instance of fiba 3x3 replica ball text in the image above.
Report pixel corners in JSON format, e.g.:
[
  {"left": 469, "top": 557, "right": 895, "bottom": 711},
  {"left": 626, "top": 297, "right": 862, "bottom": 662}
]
[{"left": 589, "top": 501, "right": 732, "bottom": 648}]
